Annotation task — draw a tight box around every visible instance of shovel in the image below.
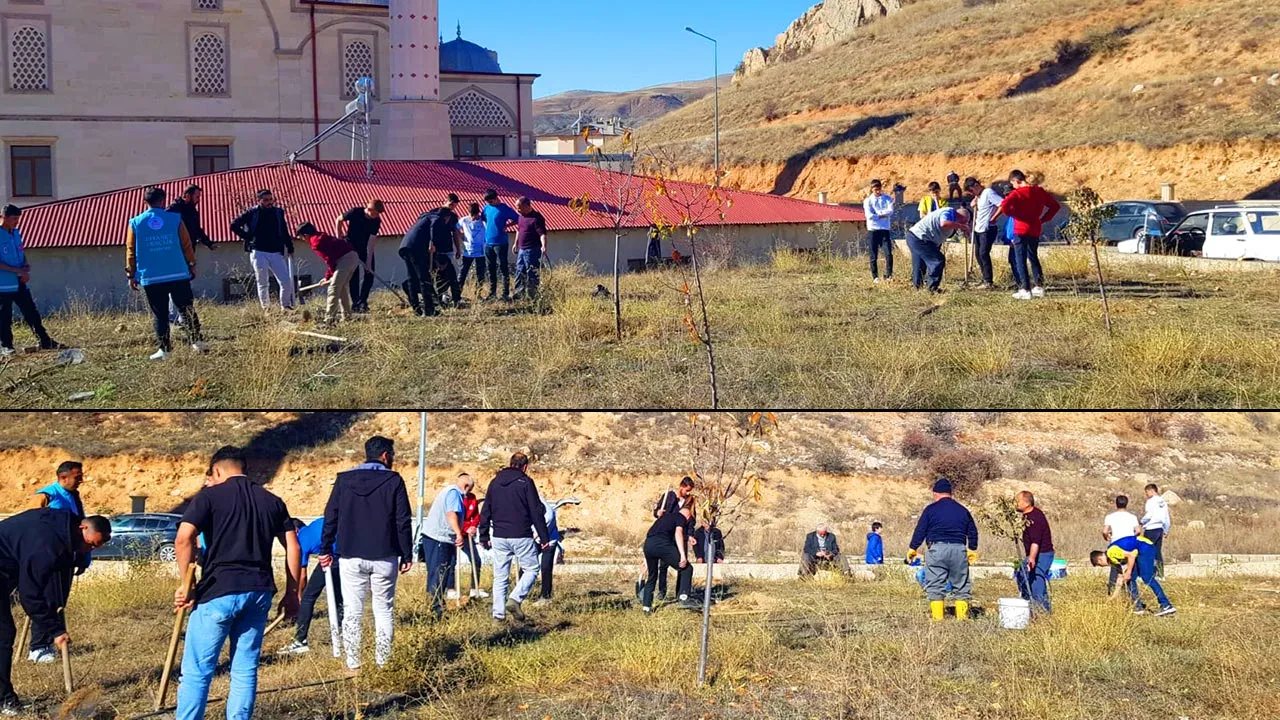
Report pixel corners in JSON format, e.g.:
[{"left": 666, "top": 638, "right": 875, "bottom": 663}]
[
  {"left": 323, "top": 566, "right": 341, "bottom": 658},
  {"left": 60, "top": 641, "right": 72, "bottom": 695},
  {"left": 155, "top": 564, "right": 197, "bottom": 711},
  {"left": 13, "top": 613, "right": 29, "bottom": 664}
]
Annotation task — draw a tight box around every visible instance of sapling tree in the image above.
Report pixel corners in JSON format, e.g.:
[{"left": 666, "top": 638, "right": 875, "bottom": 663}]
[
  {"left": 686, "top": 411, "right": 776, "bottom": 686},
  {"left": 1062, "top": 188, "right": 1119, "bottom": 332},
  {"left": 567, "top": 130, "right": 646, "bottom": 341},
  {"left": 976, "top": 495, "right": 1031, "bottom": 596}
]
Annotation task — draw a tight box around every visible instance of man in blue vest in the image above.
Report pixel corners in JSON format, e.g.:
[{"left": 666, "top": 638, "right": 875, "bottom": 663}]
[
  {"left": 0, "top": 205, "right": 63, "bottom": 357},
  {"left": 126, "top": 187, "right": 205, "bottom": 361}
]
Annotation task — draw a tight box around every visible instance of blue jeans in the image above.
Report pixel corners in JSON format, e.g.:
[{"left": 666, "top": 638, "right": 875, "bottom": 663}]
[
  {"left": 423, "top": 537, "right": 457, "bottom": 617},
  {"left": 177, "top": 590, "right": 272, "bottom": 720},
  {"left": 514, "top": 248, "right": 542, "bottom": 299},
  {"left": 491, "top": 537, "right": 540, "bottom": 618},
  {"left": 1127, "top": 551, "right": 1172, "bottom": 609},
  {"left": 1011, "top": 235, "right": 1043, "bottom": 291},
  {"left": 1018, "top": 552, "right": 1054, "bottom": 613},
  {"left": 907, "top": 234, "right": 945, "bottom": 292}
]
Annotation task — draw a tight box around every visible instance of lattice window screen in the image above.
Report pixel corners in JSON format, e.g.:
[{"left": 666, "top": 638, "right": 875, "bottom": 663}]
[
  {"left": 448, "top": 91, "right": 512, "bottom": 128},
  {"left": 195, "top": 0, "right": 222, "bottom": 9},
  {"left": 9, "top": 25, "right": 49, "bottom": 91},
  {"left": 343, "top": 40, "right": 373, "bottom": 97},
  {"left": 191, "top": 32, "right": 227, "bottom": 95}
]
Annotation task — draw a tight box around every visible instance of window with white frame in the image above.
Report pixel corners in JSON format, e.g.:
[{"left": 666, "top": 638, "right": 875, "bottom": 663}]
[
  {"left": 8, "top": 22, "right": 49, "bottom": 92},
  {"left": 190, "top": 31, "right": 227, "bottom": 96},
  {"left": 342, "top": 39, "right": 374, "bottom": 98},
  {"left": 448, "top": 90, "right": 512, "bottom": 128}
]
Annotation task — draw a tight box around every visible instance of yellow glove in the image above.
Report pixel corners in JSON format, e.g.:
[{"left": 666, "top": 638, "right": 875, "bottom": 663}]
[
  {"left": 966, "top": 550, "right": 979, "bottom": 564},
  {"left": 906, "top": 549, "right": 920, "bottom": 564}
]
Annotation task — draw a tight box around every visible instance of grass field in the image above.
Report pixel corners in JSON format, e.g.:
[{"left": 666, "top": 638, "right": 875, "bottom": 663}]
[
  {"left": 3, "top": 246, "right": 1279, "bottom": 409},
  {"left": 17, "top": 567, "right": 1280, "bottom": 720}
]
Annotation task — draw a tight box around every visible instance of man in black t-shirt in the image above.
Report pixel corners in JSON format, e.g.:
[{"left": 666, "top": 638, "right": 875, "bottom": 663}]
[
  {"left": 431, "top": 195, "right": 463, "bottom": 307},
  {"left": 335, "top": 199, "right": 383, "bottom": 313},
  {"left": 173, "top": 446, "right": 302, "bottom": 720},
  {"left": 639, "top": 505, "right": 697, "bottom": 612}
]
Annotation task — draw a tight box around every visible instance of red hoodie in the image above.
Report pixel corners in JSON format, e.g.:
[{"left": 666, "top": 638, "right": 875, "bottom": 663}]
[
  {"left": 307, "top": 232, "right": 355, "bottom": 279},
  {"left": 462, "top": 492, "right": 480, "bottom": 533},
  {"left": 998, "top": 185, "right": 1062, "bottom": 238}
]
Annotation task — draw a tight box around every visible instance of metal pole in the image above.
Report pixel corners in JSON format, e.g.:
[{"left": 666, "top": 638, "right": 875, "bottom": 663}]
[
  {"left": 686, "top": 27, "right": 720, "bottom": 187},
  {"left": 696, "top": 530, "right": 715, "bottom": 686},
  {"left": 415, "top": 412, "right": 427, "bottom": 539}
]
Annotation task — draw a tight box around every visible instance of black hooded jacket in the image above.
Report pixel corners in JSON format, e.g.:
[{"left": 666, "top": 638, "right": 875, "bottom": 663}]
[
  {"left": 320, "top": 463, "right": 413, "bottom": 562},
  {"left": 0, "top": 509, "right": 79, "bottom": 640},
  {"left": 478, "top": 467, "right": 550, "bottom": 545}
]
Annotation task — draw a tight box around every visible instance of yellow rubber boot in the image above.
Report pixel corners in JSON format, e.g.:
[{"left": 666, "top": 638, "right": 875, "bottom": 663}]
[
  {"left": 930, "top": 600, "right": 945, "bottom": 622},
  {"left": 955, "top": 600, "right": 970, "bottom": 621}
]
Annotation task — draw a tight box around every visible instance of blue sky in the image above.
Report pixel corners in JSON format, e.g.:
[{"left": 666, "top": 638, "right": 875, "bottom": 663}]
[{"left": 438, "top": 0, "right": 819, "bottom": 97}]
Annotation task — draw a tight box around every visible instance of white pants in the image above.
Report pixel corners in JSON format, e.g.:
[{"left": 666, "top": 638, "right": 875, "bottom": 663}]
[
  {"left": 338, "top": 556, "right": 398, "bottom": 670},
  {"left": 250, "top": 250, "right": 295, "bottom": 309}
]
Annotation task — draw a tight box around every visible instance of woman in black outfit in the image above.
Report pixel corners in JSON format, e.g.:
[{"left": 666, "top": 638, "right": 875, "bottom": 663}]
[{"left": 640, "top": 505, "right": 698, "bottom": 612}]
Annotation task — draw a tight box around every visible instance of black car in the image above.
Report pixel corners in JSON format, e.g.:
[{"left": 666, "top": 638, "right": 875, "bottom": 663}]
[
  {"left": 1100, "top": 201, "right": 1186, "bottom": 243},
  {"left": 94, "top": 513, "right": 184, "bottom": 562}
]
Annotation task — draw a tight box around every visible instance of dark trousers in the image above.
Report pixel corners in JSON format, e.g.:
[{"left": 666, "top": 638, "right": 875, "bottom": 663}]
[
  {"left": 485, "top": 244, "right": 511, "bottom": 299},
  {"left": 868, "top": 229, "right": 893, "bottom": 279},
  {"left": 424, "top": 537, "right": 457, "bottom": 617},
  {"left": 975, "top": 228, "right": 998, "bottom": 285},
  {"left": 459, "top": 256, "right": 487, "bottom": 293},
  {"left": 142, "top": 280, "right": 201, "bottom": 352},
  {"left": 540, "top": 545, "right": 556, "bottom": 600},
  {"left": 907, "top": 234, "right": 946, "bottom": 291},
  {"left": 295, "top": 563, "right": 343, "bottom": 644},
  {"left": 799, "top": 552, "right": 851, "bottom": 577},
  {"left": 0, "top": 588, "right": 16, "bottom": 703},
  {"left": 641, "top": 540, "right": 692, "bottom": 607},
  {"left": 1145, "top": 527, "right": 1166, "bottom": 576},
  {"left": 434, "top": 254, "right": 461, "bottom": 304},
  {"left": 646, "top": 239, "right": 662, "bottom": 267},
  {"left": 399, "top": 247, "right": 436, "bottom": 314},
  {"left": 0, "top": 284, "right": 52, "bottom": 350},
  {"left": 348, "top": 245, "right": 375, "bottom": 309},
  {"left": 1012, "top": 235, "right": 1043, "bottom": 291}
]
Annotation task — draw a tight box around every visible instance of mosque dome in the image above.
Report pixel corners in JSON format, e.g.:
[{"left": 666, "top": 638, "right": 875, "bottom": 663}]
[{"left": 440, "top": 24, "right": 503, "bottom": 73}]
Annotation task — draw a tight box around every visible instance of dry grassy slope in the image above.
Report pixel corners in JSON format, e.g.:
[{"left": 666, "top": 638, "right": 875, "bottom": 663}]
[
  {"left": 641, "top": 0, "right": 1280, "bottom": 202},
  {"left": 1, "top": 412, "right": 1278, "bottom": 558},
  {"left": 532, "top": 77, "right": 720, "bottom": 136}
]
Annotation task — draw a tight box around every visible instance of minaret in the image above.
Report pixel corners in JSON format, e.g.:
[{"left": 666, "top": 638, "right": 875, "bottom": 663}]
[{"left": 383, "top": 0, "right": 453, "bottom": 160}]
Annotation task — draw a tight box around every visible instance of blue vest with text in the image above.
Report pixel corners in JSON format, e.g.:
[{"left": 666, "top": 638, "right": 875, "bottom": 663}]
[
  {"left": 0, "top": 226, "right": 26, "bottom": 293},
  {"left": 130, "top": 208, "right": 190, "bottom": 286}
]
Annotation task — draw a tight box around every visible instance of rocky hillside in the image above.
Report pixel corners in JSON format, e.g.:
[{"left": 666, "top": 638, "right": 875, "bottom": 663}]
[
  {"left": 642, "top": 0, "right": 1280, "bottom": 203},
  {"left": 2, "top": 412, "right": 1278, "bottom": 562},
  {"left": 737, "top": 0, "right": 906, "bottom": 78},
  {"left": 533, "top": 78, "right": 722, "bottom": 136}
]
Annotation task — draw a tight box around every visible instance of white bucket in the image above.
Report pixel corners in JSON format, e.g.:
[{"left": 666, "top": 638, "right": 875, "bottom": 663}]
[{"left": 998, "top": 597, "right": 1031, "bottom": 630}]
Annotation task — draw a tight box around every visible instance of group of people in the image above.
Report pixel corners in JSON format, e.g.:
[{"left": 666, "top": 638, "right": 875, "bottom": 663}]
[{"left": 864, "top": 170, "right": 1063, "bottom": 298}]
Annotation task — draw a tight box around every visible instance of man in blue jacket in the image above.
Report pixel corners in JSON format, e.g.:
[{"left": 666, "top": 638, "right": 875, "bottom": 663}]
[
  {"left": 317, "top": 436, "right": 413, "bottom": 672},
  {"left": 279, "top": 517, "right": 343, "bottom": 655},
  {"left": 477, "top": 452, "right": 550, "bottom": 623},
  {"left": 126, "top": 187, "right": 205, "bottom": 360},
  {"left": 907, "top": 478, "right": 979, "bottom": 621},
  {"left": 865, "top": 522, "right": 885, "bottom": 565},
  {"left": 0, "top": 205, "right": 62, "bottom": 357},
  {"left": 0, "top": 510, "right": 111, "bottom": 716}
]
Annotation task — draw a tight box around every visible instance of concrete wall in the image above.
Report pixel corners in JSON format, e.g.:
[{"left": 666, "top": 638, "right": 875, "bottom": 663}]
[
  {"left": 0, "top": 0, "right": 536, "bottom": 204},
  {"left": 23, "top": 220, "right": 863, "bottom": 310}
]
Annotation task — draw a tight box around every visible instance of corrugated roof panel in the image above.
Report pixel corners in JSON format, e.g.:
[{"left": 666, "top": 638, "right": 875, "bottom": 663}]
[{"left": 17, "top": 160, "right": 864, "bottom": 249}]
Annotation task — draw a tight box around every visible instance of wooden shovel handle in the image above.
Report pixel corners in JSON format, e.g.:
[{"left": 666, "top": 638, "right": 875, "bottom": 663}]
[
  {"left": 61, "top": 641, "right": 72, "bottom": 695},
  {"left": 155, "top": 563, "right": 197, "bottom": 711}
]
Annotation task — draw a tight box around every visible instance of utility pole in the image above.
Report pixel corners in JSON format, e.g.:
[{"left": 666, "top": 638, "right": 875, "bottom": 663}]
[{"left": 685, "top": 27, "right": 720, "bottom": 187}]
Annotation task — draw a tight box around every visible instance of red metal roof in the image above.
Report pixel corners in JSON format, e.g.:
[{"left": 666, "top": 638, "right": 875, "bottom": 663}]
[{"left": 17, "top": 160, "right": 863, "bottom": 249}]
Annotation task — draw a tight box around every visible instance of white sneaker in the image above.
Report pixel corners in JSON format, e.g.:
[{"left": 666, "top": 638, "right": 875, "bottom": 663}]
[
  {"left": 277, "top": 640, "right": 310, "bottom": 655},
  {"left": 446, "top": 589, "right": 460, "bottom": 601},
  {"left": 149, "top": 348, "right": 170, "bottom": 360},
  {"left": 1031, "top": 286, "right": 1045, "bottom": 298},
  {"left": 1154, "top": 606, "right": 1177, "bottom": 617},
  {"left": 873, "top": 277, "right": 881, "bottom": 284},
  {"left": 1012, "top": 290, "right": 1032, "bottom": 300},
  {"left": 28, "top": 647, "right": 56, "bottom": 664},
  {"left": 0, "top": 346, "right": 14, "bottom": 358},
  {"left": 191, "top": 341, "right": 208, "bottom": 353},
  {"left": 469, "top": 589, "right": 490, "bottom": 599}
]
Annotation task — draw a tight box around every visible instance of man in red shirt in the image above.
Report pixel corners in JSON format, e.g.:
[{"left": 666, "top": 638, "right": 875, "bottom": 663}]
[
  {"left": 994, "top": 170, "right": 1061, "bottom": 300},
  {"left": 295, "top": 223, "right": 361, "bottom": 324},
  {"left": 1016, "top": 490, "right": 1054, "bottom": 614},
  {"left": 459, "top": 473, "right": 488, "bottom": 599}
]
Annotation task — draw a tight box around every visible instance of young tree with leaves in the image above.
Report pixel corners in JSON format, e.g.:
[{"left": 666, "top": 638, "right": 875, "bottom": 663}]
[{"left": 1062, "top": 188, "right": 1119, "bottom": 331}]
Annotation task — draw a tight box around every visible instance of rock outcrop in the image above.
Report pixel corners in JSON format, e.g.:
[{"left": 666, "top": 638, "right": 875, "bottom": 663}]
[{"left": 736, "top": 0, "right": 906, "bottom": 81}]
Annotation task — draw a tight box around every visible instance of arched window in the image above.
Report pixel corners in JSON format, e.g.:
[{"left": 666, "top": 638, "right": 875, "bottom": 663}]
[
  {"left": 9, "top": 24, "right": 49, "bottom": 92},
  {"left": 190, "top": 32, "right": 227, "bottom": 96},
  {"left": 195, "top": 0, "right": 222, "bottom": 9},
  {"left": 448, "top": 90, "right": 512, "bottom": 128},
  {"left": 343, "top": 40, "right": 374, "bottom": 98}
]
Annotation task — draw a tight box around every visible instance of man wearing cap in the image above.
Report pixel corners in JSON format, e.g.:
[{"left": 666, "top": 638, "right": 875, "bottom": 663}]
[
  {"left": 0, "top": 205, "right": 63, "bottom": 357},
  {"left": 863, "top": 180, "right": 895, "bottom": 283},
  {"left": 907, "top": 478, "right": 979, "bottom": 621}
]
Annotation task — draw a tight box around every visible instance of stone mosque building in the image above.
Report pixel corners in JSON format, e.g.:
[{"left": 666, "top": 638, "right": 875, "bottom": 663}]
[{"left": 0, "top": 0, "right": 537, "bottom": 204}]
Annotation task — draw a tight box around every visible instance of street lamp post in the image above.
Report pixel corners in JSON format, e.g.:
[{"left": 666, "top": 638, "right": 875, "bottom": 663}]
[{"left": 685, "top": 26, "right": 719, "bottom": 187}]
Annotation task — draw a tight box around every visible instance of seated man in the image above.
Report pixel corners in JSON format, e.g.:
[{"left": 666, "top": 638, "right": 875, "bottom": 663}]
[
  {"left": 1090, "top": 535, "right": 1176, "bottom": 617},
  {"left": 692, "top": 522, "right": 724, "bottom": 564},
  {"left": 799, "top": 524, "right": 850, "bottom": 577}
]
